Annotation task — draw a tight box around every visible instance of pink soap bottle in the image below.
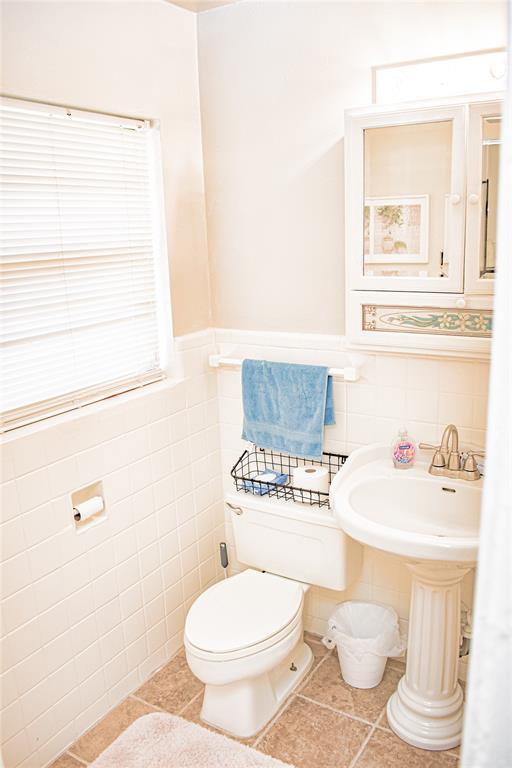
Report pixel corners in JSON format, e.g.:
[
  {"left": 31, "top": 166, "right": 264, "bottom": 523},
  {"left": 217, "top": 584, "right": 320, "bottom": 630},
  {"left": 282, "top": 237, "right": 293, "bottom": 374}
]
[{"left": 392, "top": 427, "right": 416, "bottom": 469}]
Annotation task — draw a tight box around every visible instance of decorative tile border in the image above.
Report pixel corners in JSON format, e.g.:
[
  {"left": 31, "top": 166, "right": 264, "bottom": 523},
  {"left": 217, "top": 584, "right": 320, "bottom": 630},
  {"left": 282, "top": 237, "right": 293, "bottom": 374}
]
[{"left": 362, "top": 305, "right": 492, "bottom": 338}]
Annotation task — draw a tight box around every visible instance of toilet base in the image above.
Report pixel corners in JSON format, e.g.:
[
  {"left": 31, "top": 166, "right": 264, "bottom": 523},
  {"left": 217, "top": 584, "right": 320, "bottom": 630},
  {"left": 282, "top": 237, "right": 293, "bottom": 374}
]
[{"left": 200, "top": 640, "right": 313, "bottom": 738}]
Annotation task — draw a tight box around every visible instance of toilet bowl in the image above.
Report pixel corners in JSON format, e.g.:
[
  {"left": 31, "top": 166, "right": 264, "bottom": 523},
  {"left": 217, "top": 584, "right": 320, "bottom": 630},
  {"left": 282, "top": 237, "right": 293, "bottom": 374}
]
[
  {"left": 184, "top": 492, "right": 363, "bottom": 737},
  {"left": 184, "top": 569, "right": 313, "bottom": 738}
]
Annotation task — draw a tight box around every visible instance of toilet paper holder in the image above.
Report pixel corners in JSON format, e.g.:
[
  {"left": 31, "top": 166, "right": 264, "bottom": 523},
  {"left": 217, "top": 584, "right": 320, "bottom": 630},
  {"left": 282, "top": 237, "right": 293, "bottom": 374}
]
[{"left": 71, "top": 481, "right": 106, "bottom": 531}]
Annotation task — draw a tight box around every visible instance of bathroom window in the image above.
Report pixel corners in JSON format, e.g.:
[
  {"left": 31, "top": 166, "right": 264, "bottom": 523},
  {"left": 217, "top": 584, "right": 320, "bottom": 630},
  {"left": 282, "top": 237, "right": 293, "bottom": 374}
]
[{"left": 0, "top": 98, "right": 172, "bottom": 431}]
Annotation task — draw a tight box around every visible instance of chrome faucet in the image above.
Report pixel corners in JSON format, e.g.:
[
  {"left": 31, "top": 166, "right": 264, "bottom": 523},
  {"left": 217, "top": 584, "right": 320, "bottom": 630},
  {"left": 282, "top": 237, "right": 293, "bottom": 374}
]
[{"left": 419, "top": 424, "right": 484, "bottom": 481}]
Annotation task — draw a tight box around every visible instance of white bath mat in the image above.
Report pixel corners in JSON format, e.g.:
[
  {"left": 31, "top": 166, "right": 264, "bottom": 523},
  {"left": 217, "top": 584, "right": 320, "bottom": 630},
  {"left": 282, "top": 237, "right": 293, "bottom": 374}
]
[{"left": 90, "top": 712, "right": 294, "bottom": 768}]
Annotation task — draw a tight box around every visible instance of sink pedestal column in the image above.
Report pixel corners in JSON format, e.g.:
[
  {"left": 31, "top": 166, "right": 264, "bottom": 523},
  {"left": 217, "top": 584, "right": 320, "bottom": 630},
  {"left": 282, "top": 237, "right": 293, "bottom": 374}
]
[{"left": 387, "top": 563, "right": 471, "bottom": 751}]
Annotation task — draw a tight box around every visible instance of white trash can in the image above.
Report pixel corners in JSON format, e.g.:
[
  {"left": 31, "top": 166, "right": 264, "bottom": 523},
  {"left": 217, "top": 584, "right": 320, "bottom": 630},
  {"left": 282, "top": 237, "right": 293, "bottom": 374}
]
[{"left": 322, "top": 601, "right": 406, "bottom": 689}]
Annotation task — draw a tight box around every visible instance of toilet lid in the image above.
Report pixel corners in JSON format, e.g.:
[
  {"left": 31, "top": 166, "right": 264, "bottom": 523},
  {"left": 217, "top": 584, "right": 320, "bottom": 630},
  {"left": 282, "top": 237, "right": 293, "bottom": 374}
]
[{"left": 185, "top": 569, "right": 304, "bottom": 654}]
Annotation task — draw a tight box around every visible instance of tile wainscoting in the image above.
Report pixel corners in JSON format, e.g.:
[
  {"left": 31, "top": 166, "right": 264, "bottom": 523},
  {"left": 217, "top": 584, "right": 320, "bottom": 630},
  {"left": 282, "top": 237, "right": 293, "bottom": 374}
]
[
  {"left": 0, "top": 330, "right": 225, "bottom": 768},
  {"left": 215, "top": 328, "right": 488, "bottom": 637},
  {"left": 0, "top": 326, "right": 488, "bottom": 767}
]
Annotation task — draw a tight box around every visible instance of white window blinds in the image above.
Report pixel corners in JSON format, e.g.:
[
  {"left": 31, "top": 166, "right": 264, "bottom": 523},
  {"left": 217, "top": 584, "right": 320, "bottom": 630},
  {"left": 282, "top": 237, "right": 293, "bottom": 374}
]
[{"left": 0, "top": 98, "right": 171, "bottom": 431}]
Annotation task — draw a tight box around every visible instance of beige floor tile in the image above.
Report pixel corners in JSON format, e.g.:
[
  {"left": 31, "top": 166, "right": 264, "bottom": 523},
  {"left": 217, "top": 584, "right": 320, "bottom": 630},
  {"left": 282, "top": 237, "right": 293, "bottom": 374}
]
[
  {"left": 48, "top": 754, "right": 85, "bottom": 768},
  {"left": 356, "top": 728, "right": 458, "bottom": 768},
  {"left": 70, "top": 697, "right": 157, "bottom": 763},
  {"left": 180, "top": 691, "right": 257, "bottom": 745},
  {"left": 299, "top": 655, "right": 402, "bottom": 723},
  {"left": 135, "top": 649, "right": 203, "bottom": 713},
  {"left": 257, "top": 695, "right": 369, "bottom": 768},
  {"left": 306, "top": 638, "right": 332, "bottom": 664}
]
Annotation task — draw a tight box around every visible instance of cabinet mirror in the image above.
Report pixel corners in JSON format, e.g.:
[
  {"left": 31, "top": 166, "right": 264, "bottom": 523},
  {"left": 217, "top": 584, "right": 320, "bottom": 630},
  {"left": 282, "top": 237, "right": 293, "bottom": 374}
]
[{"left": 363, "top": 120, "right": 453, "bottom": 280}]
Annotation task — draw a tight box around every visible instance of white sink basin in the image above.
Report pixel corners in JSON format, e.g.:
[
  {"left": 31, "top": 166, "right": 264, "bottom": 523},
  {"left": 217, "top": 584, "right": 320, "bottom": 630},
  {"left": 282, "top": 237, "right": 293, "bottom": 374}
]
[
  {"left": 331, "top": 443, "right": 481, "bottom": 562},
  {"left": 330, "top": 442, "right": 483, "bottom": 752}
]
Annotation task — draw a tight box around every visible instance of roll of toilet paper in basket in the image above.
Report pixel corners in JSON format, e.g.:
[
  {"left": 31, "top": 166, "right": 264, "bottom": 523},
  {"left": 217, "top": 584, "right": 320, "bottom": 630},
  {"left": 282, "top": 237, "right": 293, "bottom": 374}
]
[{"left": 292, "top": 465, "right": 329, "bottom": 493}]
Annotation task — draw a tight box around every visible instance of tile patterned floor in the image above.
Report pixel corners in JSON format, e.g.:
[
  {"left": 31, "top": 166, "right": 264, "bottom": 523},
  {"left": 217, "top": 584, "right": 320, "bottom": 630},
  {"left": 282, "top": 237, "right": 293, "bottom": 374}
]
[{"left": 50, "top": 636, "right": 461, "bottom": 768}]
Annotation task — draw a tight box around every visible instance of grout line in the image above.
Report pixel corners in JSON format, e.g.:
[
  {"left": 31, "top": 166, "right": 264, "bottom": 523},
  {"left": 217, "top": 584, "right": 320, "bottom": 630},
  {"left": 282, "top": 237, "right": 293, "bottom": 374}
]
[
  {"left": 373, "top": 707, "right": 387, "bottom": 728},
  {"left": 178, "top": 688, "right": 204, "bottom": 716},
  {"left": 252, "top": 693, "right": 297, "bottom": 749},
  {"left": 372, "top": 706, "right": 395, "bottom": 733},
  {"left": 66, "top": 749, "right": 89, "bottom": 765},
  {"left": 348, "top": 722, "right": 378, "bottom": 768},
  {"left": 296, "top": 694, "right": 377, "bottom": 729},
  {"left": 128, "top": 694, "right": 169, "bottom": 714}
]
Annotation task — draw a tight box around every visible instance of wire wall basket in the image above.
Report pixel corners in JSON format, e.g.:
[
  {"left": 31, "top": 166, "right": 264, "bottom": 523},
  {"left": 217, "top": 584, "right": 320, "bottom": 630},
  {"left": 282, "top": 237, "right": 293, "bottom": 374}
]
[{"left": 231, "top": 447, "right": 348, "bottom": 509}]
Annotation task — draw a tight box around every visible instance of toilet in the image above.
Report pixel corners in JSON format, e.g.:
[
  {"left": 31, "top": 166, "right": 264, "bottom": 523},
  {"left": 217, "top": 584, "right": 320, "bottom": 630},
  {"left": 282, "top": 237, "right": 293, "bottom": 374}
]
[{"left": 185, "top": 493, "right": 362, "bottom": 738}]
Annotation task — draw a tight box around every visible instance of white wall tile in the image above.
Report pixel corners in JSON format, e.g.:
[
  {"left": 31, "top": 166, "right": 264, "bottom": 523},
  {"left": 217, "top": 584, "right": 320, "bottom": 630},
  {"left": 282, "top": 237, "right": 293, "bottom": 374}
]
[
  {"left": 438, "top": 360, "right": 476, "bottom": 394},
  {"left": 1, "top": 699, "right": 24, "bottom": 744},
  {"left": 43, "top": 631, "right": 75, "bottom": 676},
  {"left": 16, "top": 469, "right": 51, "bottom": 514},
  {"left": 1, "top": 552, "right": 32, "bottom": 600},
  {"left": 148, "top": 419, "right": 170, "bottom": 453},
  {"left": 119, "top": 583, "right": 143, "bottom": 620},
  {"left": 76, "top": 445, "right": 106, "bottom": 487},
  {"left": 130, "top": 458, "right": 153, "bottom": 494},
  {"left": 406, "top": 357, "right": 440, "bottom": 390},
  {"left": 47, "top": 457, "right": 79, "bottom": 499},
  {"left": 439, "top": 392, "right": 474, "bottom": 428},
  {"left": 65, "top": 584, "right": 95, "bottom": 629},
  {"left": 1, "top": 517, "right": 26, "bottom": 561},
  {"left": 0, "top": 668, "right": 19, "bottom": 710},
  {"left": 1, "top": 481, "right": 21, "bottom": 523},
  {"left": 95, "top": 595, "right": 121, "bottom": 637},
  {"left": 2, "top": 728, "right": 32, "bottom": 768},
  {"left": 169, "top": 411, "right": 189, "bottom": 444},
  {"left": 15, "top": 649, "right": 48, "bottom": 696},
  {"left": 2, "top": 586, "right": 37, "bottom": 635},
  {"left": 12, "top": 433, "right": 47, "bottom": 478}
]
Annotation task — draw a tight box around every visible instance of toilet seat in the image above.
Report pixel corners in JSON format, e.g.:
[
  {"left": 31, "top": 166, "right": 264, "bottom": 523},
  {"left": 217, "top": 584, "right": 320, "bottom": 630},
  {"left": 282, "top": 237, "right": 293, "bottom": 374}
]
[{"left": 185, "top": 569, "right": 304, "bottom": 660}]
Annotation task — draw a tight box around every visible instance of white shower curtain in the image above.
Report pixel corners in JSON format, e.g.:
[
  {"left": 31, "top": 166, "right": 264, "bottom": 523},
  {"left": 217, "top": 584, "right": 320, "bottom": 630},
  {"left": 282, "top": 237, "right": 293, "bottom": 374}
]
[{"left": 460, "top": 8, "right": 512, "bottom": 768}]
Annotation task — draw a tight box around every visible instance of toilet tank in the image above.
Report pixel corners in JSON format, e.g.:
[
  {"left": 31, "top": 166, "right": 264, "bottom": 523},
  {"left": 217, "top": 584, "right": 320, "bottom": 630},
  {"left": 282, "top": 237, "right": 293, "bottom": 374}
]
[{"left": 226, "top": 492, "right": 362, "bottom": 591}]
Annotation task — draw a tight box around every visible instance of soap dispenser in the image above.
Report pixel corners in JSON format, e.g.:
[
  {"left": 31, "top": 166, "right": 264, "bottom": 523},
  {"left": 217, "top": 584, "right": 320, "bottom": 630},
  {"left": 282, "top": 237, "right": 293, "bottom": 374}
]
[{"left": 392, "top": 427, "right": 416, "bottom": 470}]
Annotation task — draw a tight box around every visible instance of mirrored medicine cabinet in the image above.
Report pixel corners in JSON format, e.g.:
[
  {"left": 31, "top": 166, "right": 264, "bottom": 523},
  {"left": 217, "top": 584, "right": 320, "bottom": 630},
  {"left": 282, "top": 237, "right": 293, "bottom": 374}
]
[{"left": 345, "top": 93, "right": 502, "bottom": 358}]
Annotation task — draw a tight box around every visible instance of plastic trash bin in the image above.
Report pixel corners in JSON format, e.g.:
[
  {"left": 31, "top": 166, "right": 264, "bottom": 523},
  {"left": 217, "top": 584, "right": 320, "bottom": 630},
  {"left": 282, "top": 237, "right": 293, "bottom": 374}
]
[{"left": 322, "top": 601, "right": 406, "bottom": 689}]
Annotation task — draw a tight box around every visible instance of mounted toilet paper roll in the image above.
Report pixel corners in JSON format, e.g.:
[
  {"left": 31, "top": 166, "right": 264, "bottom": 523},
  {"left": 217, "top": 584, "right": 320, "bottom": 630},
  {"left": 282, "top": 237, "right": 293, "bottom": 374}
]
[
  {"left": 292, "top": 466, "right": 329, "bottom": 493},
  {"left": 73, "top": 496, "right": 104, "bottom": 522}
]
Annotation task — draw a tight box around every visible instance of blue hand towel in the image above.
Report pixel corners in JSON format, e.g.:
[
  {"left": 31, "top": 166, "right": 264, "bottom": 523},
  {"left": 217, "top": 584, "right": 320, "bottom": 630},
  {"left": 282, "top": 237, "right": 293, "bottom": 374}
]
[{"left": 241, "top": 360, "right": 335, "bottom": 460}]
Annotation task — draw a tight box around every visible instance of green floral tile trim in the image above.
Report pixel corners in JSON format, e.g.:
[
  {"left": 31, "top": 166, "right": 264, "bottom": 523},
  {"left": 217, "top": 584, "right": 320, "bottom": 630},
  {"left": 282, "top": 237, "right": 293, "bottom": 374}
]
[{"left": 362, "top": 305, "right": 492, "bottom": 338}]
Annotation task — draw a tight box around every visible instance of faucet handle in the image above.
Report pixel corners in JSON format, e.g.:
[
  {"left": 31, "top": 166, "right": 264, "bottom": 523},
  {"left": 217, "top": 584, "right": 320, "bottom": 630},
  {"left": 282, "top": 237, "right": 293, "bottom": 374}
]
[
  {"left": 461, "top": 451, "right": 482, "bottom": 479},
  {"left": 419, "top": 443, "right": 445, "bottom": 467}
]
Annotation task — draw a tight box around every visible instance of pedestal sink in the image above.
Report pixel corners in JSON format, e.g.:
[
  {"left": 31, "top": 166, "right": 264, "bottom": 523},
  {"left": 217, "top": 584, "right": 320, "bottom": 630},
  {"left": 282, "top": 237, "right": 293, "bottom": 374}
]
[{"left": 330, "top": 444, "right": 481, "bottom": 751}]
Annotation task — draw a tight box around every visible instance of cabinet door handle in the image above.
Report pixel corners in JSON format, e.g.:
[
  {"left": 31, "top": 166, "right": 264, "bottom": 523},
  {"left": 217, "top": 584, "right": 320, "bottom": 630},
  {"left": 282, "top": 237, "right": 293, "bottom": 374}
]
[
  {"left": 450, "top": 193, "right": 461, "bottom": 205},
  {"left": 468, "top": 193, "right": 480, "bottom": 205},
  {"left": 226, "top": 502, "right": 243, "bottom": 516},
  {"left": 455, "top": 298, "right": 466, "bottom": 309}
]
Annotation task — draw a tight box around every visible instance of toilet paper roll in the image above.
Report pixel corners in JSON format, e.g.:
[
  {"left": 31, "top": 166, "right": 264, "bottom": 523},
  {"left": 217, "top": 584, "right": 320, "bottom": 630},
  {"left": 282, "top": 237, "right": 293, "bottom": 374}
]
[
  {"left": 73, "top": 496, "right": 104, "bottom": 522},
  {"left": 292, "top": 466, "right": 329, "bottom": 493}
]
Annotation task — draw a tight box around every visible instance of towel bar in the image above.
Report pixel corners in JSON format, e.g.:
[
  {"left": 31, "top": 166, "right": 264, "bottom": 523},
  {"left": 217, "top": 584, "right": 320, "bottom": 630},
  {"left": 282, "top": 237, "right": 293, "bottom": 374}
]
[{"left": 209, "top": 354, "right": 360, "bottom": 382}]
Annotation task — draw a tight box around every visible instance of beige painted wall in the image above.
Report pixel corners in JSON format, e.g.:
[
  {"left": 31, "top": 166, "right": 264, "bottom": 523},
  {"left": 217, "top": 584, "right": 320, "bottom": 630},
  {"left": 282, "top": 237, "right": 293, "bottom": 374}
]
[
  {"left": 1, "top": 0, "right": 211, "bottom": 336},
  {"left": 198, "top": 0, "right": 506, "bottom": 334}
]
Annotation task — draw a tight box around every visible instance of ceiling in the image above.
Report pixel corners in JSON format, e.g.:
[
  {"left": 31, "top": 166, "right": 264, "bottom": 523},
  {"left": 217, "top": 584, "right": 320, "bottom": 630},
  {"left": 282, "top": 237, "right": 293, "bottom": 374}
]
[{"left": 166, "top": 0, "right": 239, "bottom": 12}]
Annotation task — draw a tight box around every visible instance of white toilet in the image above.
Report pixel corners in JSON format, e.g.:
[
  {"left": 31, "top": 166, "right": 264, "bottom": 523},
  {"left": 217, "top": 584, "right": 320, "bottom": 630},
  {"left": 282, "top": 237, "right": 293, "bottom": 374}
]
[{"left": 185, "top": 492, "right": 362, "bottom": 738}]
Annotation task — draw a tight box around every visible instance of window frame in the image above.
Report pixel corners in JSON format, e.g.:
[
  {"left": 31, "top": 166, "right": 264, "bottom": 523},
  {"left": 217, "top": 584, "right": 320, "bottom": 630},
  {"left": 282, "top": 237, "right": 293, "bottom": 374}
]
[{"left": 0, "top": 96, "right": 174, "bottom": 432}]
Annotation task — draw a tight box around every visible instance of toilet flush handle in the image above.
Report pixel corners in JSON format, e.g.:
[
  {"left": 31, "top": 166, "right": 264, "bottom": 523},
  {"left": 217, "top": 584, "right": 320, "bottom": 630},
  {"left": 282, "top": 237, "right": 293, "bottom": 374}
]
[{"left": 226, "top": 502, "right": 244, "bottom": 516}]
